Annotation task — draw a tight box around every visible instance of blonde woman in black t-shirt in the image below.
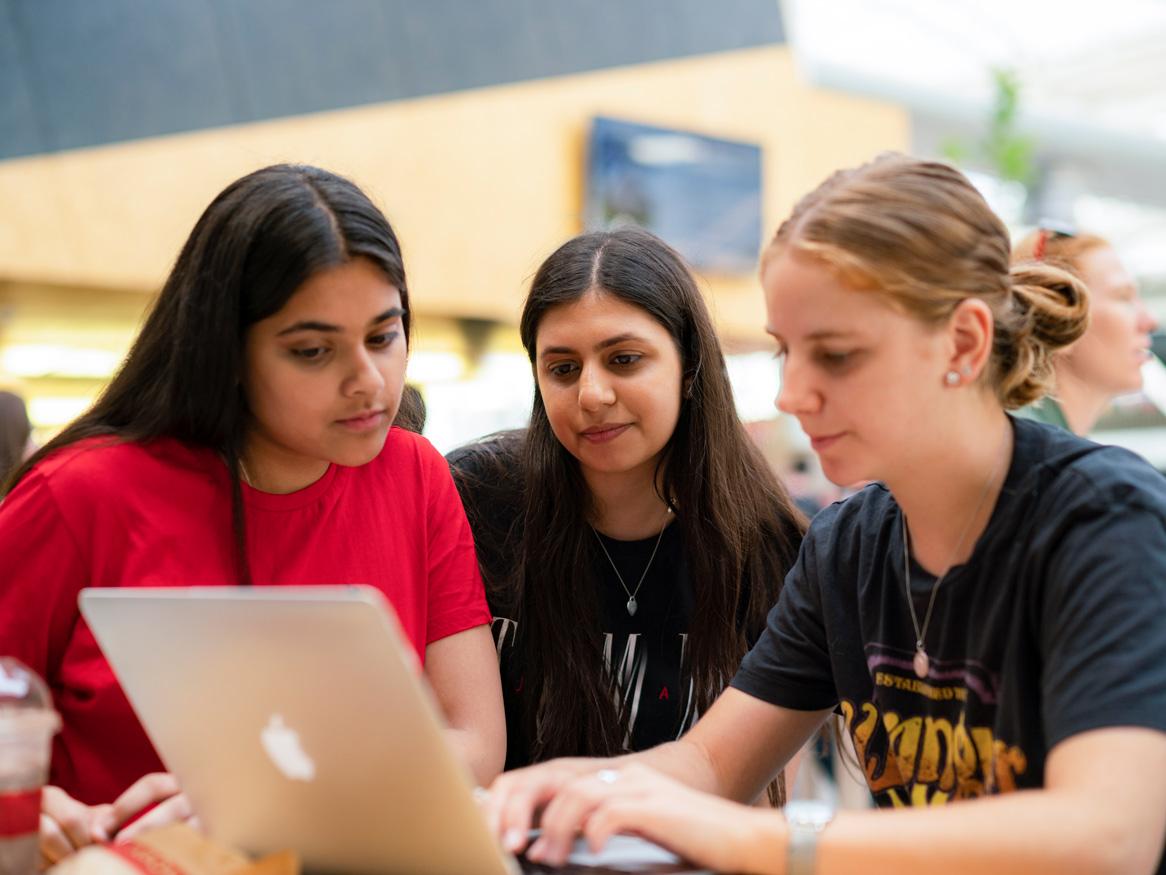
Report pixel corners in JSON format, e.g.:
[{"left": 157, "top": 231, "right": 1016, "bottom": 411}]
[{"left": 483, "top": 156, "right": 1166, "bottom": 875}]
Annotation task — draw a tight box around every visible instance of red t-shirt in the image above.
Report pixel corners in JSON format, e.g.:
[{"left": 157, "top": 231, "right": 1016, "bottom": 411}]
[{"left": 0, "top": 428, "right": 489, "bottom": 805}]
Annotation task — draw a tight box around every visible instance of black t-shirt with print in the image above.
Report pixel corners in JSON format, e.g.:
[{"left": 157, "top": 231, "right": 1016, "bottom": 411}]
[
  {"left": 732, "top": 416, "right": 1166, "bottom": 870},
  {"left": 492, "top": 523, "right": 700, "bottom": 768},
  {"left": 448, "top": 435, "right": 715, "bottom": 769}
]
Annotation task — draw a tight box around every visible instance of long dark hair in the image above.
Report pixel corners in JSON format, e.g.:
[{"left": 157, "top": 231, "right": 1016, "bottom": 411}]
[
  {"left": 507, "top": 228, "right": 804, "bottom": 774},
  {"left": 3, "top": 164, "right": 409, "bottom": 582}
]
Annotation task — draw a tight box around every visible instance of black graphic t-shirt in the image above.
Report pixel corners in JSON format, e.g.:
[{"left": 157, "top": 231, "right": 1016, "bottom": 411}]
[
  {"left": 733, "top": 416, "right": 1166, "bottom": 860},
  {"left": 492, "top": 523, "right": 700, "bottom": 768},
  {"left": 448, "top": 434, "right": 742, "bottom": 770}
]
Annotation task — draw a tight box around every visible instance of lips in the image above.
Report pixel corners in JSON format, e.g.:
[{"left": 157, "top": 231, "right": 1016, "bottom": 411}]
[
  {"left": 336, "top": 409, "right": 387, "bottom": 432},
  {"left": 808, "top": 432, "right": 845, "bottom": 452},
  {"left": 580, "top": 423, "right": 632, "bottom": 444}
]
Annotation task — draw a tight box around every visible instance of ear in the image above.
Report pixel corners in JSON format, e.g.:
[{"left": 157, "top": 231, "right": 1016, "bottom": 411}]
[{"left": 946, "top": 298, "right": 994, "bottom": 384}]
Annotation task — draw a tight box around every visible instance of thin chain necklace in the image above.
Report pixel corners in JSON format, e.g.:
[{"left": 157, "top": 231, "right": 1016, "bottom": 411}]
[
  {"left": 900, "top": 436, "right": 1008, "bottom": 679},
  {"left": 591, "top": 507, "right": 673, "bottom": 617}
]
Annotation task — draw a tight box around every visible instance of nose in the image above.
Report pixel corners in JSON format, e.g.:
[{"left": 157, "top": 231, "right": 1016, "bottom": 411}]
[
  {"left": 1136, "top": 299, "right": 1159, "bottom": 335},
  {"left": 775, "top": 355, "right": 821, "bottom": 417},
  {"left": 578, "top": 364, "right": 615, "bottom": 412},
  {"left": 344, "top": 347, "right": 386, "bottom": 397}
]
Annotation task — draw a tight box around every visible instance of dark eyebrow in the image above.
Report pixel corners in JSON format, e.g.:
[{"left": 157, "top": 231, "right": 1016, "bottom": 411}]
[
  {"left": 371, "top": 307, "right": 407, "bottom": 325},
  {"left": 597, "top": 332, "right": 646, "bottom": 350},
  {"left": 276, "top": 307, "right": 405, "bottom": 337},
  {"left": 540, "top": 332, "right": 650, "bottom": 358}
]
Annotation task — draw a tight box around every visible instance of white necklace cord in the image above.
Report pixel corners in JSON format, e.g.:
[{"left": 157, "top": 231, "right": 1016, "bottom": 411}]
[{"left": 592, "top": 507, "right": 672, "bottom": 617}]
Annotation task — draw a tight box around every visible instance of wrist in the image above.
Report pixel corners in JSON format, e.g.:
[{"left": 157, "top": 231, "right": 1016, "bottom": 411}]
[
  {"left": 735, "top": 807, "right": 787, "bottom": 875},
  {"left": 783, "top": 798, "right": 835, "bottom": 875}
]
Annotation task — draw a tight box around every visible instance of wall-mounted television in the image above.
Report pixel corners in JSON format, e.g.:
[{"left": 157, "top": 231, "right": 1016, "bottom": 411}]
[{"left": 584, "top": 116, "right": 763, "bottom": 275}]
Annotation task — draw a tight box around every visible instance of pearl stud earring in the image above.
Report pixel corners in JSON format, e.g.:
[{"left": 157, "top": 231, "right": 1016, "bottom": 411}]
[{"left": 944, "top": 370, "right": 960, "bottom": 386}]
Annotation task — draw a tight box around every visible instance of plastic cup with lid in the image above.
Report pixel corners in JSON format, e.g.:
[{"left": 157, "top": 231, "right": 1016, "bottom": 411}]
[{"left": 0, "top": 658, "right": 61, "bottom": 874}]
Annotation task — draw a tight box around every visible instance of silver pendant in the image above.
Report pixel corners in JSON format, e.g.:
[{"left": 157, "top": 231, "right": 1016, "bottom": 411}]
[
  {"left": 626, "top": 597, "right": 638, "bottom": 617},
  {"left": 913, "top": 648, "right": 930, "bottom": 679}
]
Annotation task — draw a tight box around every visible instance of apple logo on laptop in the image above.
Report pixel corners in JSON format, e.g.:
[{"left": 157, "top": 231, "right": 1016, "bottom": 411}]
[{"left": 260, "top": 714, "right": 316, "bottom": 781}]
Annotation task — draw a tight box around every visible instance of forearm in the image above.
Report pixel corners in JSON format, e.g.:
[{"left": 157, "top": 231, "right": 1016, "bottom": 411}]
[
  {"left": 632, "top": 693, "right": 828, "bottom": 804},
  {"left": 427, "top": 626, "right": 506, "bottom": 788},
  {"left": 631, "top": 738, "right": 725, "bottom": 796},
  {"left": 739, "top": 789, "right": 1162, "bottom": 875}
]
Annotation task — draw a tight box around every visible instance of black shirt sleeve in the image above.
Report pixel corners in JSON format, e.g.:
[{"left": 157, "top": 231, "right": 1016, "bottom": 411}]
[
  {"left": 1033, "top": 456, "right": 1166, "bottom": 747},
  {"left": 446, "top": 432, "right": 526, "bottom": 612},
  {"left": 730, "top": 508, "right": 838, "bottom": 711}
]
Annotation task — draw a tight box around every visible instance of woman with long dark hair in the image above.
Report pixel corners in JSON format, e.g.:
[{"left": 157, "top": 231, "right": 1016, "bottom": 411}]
[
  {"left": 0, "top": 164, "right": 504, "bottom": 866},
  {"left": 449, "top": 228, "right": 805, "bottom": 788}
]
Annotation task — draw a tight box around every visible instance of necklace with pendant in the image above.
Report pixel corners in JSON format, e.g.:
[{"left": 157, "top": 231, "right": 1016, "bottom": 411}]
[
  {"left": 900, "top": 433, "right": 1008, "bottom": 679},
  {"left": 592, "top": 507, "right": 672, "bottom": 617}
]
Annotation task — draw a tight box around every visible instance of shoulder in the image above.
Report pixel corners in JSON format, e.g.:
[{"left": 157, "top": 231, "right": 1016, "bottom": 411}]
[
  {"left": 368, "top": 427, "right": 447, "bottom": 477},
  {"left": 2, "top": 437, "right": 218, "bottom": 533},
  {"left": 356, "top": 428, "right": 474, "bottom": 517},
  {"left": 804, "top": 482, "right": 897, "bottom": 555},
  {"left": 34, "top": 436, "right": 138, "bottom": 478},
  {"left": 447, "top": 429, "right": 526, "bottom": 478},
  {"left": 771, "top": 483, "right": 896, "bottom": 594},
  {"left": 446, "top": 430, "right": 527, "bottom": 512},
  {"left": 1011, "top": 416, "right": 1166, "bottom": 517},
  {"left": 446, "top": 433, "right": 527, "bottom": 588},
  {"left": 1057, "top": 447, "right": 1166, "bottom": 511},
  {"left": 28, "top": 436, "right": 213, "bottom": 492}
]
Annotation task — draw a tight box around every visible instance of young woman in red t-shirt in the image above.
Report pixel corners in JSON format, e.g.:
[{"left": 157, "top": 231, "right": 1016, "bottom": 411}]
[{"left": 0, "top": 164, "right": 504, "bottom": 867}]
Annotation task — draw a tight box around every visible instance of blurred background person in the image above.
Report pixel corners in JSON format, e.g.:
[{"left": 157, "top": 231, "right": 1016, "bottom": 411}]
[
  {"left": 1014, "top": 227, "right": 1159, "bottom": 435},
  {"left": 0, "top": 390, "right": 34, "bottom": 482}
]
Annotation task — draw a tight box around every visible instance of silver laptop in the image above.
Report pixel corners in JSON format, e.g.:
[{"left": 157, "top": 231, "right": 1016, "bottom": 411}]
[{"left": 80, "top": 586, "right": 704, "bottom": 875}]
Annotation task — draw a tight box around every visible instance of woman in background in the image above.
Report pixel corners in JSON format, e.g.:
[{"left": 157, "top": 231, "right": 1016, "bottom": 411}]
[{"left": 1013, "top": 226, "right": 1158, "bottom": 434}]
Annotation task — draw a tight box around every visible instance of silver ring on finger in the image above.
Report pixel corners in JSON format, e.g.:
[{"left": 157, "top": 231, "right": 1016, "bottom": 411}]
[{"left": 595, "top": 769, "right": 621, "bottom": 785}]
